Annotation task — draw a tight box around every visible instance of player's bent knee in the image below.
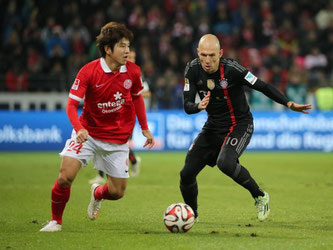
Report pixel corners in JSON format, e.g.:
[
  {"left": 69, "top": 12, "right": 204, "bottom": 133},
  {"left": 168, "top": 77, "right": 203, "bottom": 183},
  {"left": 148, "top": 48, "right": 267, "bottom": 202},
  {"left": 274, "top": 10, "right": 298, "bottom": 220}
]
[
  {"left": 216, "top": 157, "right": 236, "bottom": 176},
  {"left": 109, "top": 190, "right": 125, "bottom": 200},
  {"left": 180, "top": 169, "right": 195, "bottom": 185},
  {"left": 57, "top": 175, "right": 74, "bottom": 187},
  {"left": 107, "top": 185, "right": 125, "bottom": 200}
]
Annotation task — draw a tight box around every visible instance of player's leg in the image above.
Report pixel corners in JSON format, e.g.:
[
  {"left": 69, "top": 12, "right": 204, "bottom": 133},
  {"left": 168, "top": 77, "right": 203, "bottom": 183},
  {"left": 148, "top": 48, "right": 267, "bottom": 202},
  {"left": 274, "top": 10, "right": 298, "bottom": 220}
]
[
  {"left": 217, "top": 145, "right": 264, "bottom": 197},
  {"left": 96, "top": 175, "right": 127, "bottom": 200},
  {"left": 88, "top": 176, "right": 127, "bottom": 220},
  {"left": 216, "top": 124, "right": 269, "bottom": 221},
  {"left": 180, "top": 154, "right": 206, "bottom": 219},
  {"left": 180, "top": 133, "right": 211, "bottom": 218},
  {"left": 40, "top": 157, "right": 81, "bottom": 232},
  {"left": 41, "top": 130, "right": 94, "bottom": 231},
  {"left": 88, "top": 141, "right": 129, "bottom": 220}
]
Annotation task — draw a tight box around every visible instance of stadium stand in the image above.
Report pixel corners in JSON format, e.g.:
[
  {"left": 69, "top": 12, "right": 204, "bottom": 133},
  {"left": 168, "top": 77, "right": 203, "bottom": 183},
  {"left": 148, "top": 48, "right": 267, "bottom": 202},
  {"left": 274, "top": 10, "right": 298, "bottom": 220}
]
[{"left": 1, "top": 0, "right": 332, "bottom": 111}]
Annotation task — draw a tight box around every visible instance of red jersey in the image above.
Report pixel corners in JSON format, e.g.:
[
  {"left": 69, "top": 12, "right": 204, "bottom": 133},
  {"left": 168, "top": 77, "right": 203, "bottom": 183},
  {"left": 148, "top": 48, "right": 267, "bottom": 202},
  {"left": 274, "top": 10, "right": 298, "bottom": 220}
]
[{"left": 69, "top": 57, "right": 144, "bottom": 143}]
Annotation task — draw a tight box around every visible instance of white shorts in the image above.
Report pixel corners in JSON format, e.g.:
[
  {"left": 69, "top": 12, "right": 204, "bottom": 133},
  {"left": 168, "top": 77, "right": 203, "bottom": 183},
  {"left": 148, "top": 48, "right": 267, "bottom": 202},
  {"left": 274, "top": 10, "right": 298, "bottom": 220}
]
[{"left": 60, "top": 130, "right": 129, "bottom": 178}]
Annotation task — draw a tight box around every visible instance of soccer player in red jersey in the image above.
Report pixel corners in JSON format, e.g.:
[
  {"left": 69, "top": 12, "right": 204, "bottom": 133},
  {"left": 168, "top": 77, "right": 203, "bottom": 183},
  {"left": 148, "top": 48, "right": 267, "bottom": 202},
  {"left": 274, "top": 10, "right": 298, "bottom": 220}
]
[
  {"left": 40, "top": 22, "right": 155, "bottom": 232},
  {"left": 88, "top": 48, "right": 150, "bottom": 183}
]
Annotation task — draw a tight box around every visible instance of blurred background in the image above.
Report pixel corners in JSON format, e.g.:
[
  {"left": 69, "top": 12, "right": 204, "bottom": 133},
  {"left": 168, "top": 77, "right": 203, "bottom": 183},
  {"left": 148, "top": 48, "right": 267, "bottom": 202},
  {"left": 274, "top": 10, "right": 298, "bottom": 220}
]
[{"left": 0, "top": 0, "right": 332, "bottom": 152}]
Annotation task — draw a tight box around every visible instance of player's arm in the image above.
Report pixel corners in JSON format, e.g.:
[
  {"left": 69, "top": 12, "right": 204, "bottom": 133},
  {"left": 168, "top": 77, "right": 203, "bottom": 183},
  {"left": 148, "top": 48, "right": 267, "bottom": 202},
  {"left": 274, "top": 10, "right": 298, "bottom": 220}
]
[
  {"left": 66, "top": 98, "right": 88, "bottom": 143},
  {"left": 67, "top": 69, "right": 90, "bottom": 143},
  {"left": 183, "top": 64, "right": 202, "bottom": 114},
  {"left": 242, "top": 71, "right": 312, "bottom": 113},
  {"left": 132, "top": 94, "right": 155, "bottom": 150},
  {"left": 131, "top": 69, "right": 155, "bottom": 150}
]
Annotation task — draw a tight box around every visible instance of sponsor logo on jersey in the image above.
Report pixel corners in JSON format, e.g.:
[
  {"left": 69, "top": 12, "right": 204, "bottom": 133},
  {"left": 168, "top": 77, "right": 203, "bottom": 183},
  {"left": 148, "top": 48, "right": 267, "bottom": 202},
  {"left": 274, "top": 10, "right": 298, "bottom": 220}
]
[
  {"left": 72, "top": 78, "right": 80, "bottom": 90},
  {"left": 184, "top": 78, "right": 190, "bottom": 91},
  {"left": 220, "top": 79, "right": 228, "bottom": 88},
  {"left": 123, "top": 79, "right": 132, "bottom": 89},
  {"left": 97, "top": 91, "right": 125, "bottom": 113},
  {"left": 207, "top": 79, "right": 215, "bottom": 90},
  {"left": 114, "top": 91, "right": 122, "bottom": 100},
  {"left": 244, "top": 71, "right": 258, "bottom": 85}
]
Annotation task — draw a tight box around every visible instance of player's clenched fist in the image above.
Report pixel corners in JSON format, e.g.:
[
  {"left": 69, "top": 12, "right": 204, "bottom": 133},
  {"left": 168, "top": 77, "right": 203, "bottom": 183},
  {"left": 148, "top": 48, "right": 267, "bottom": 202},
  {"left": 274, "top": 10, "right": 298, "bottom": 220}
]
[{"left": 76, "top": 129, "right": 89, "bottom": 143}]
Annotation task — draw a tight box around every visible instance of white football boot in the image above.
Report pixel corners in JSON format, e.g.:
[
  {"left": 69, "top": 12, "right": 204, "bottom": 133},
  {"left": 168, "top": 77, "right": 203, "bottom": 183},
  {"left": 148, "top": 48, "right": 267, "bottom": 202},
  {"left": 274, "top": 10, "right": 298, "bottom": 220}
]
[
  {"left": 130, "top": 156, "right": 141, "bottom": 177},
  {"left": 255, "top": 191, "right": 270, "bottom": 222},
  {"left": 40, "top": 220, "right": 62, "bottom": 232},
  {"left": 87, "top": 183, "right": 103, "bottom": 220}
]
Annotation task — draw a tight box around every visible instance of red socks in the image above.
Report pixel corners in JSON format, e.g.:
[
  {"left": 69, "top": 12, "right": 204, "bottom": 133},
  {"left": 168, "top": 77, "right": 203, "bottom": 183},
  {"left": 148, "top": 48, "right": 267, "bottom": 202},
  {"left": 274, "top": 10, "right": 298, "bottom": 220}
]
[
  {"left": 51, "top": 180, "right": 71, "bottom": 225},
  {"left": 94, "top": 183, "right": 114, "bottom": 200}
]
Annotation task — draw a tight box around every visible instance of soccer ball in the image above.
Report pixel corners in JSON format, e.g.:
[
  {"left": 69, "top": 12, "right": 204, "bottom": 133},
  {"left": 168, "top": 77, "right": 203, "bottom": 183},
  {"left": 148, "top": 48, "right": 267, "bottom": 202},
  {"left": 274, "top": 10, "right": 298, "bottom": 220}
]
[{"left": 163, "top": 203, "right": 195, "bottom": 233}]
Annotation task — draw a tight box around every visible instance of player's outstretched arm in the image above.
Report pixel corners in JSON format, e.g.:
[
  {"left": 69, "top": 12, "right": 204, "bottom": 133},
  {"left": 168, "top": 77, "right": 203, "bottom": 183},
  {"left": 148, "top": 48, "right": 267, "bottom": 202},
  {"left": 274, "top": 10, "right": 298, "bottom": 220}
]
[
  {"left": 287, "top": 101, "right": 312, "bottom": 114},
  {"left": 142, "top": 129, "right": 155, "bottom": 150}
]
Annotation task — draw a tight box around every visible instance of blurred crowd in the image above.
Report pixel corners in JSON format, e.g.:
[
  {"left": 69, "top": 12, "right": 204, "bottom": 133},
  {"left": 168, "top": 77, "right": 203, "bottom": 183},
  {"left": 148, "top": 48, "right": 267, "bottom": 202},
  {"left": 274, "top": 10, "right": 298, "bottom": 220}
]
[{"left": 1, "top": 0, "right": 333, "bottom": 110}]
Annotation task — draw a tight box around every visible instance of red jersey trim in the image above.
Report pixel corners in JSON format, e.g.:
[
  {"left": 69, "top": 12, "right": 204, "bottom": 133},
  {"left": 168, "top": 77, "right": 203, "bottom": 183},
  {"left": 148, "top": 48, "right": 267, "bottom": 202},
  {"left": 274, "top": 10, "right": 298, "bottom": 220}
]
[{"left": 220, "top": 64, "right": 237, "bottom": 147}]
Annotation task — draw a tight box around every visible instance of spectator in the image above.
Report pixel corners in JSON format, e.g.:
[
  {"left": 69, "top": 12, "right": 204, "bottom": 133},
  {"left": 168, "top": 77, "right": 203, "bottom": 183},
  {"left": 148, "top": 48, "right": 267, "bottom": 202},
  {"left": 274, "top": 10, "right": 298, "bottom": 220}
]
[
  {"left": 304, "top": 47, "right": 328, "bottom": 70},
  {"left": 0, "top": 0, "right": 332, "bottom": 111},
  {"left": 5, "top": 63, "right": 29, "bottom": 91},
  {"left": 286, "top": 71, "right": 307, "bottom": 105},
  {"left": 65, "top": 16, "right": 91, "bottom": 50}
]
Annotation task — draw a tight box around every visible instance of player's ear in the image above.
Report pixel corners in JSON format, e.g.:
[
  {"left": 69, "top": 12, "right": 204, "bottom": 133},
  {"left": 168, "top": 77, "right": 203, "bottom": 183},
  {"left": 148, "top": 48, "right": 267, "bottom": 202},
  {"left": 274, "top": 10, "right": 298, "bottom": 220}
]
[
  {"left": 219, "top": 49, "right": 223, "bottom": 58},
  {"left": 197, "top": 48, "right": 200, "bottom": 57},
  {"left": 104, "top": 45, "right": 111, "bottom": 56}
]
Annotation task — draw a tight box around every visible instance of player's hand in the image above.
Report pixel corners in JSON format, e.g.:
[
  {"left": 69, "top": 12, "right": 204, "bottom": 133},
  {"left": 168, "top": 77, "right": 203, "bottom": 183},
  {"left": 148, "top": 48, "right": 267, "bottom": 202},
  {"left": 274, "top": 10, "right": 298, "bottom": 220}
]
[
  {"left": 142, "top": 129, "right": 155, "bottom": 150},
  {"left": 76, "top": 129, "right": 89, "bottom": 143},
  {"left": 198, "top": 91, "right": 211, "bottom": 110},
  {"left": 287, "top": 101, "right": 312, "bottom": 114}
]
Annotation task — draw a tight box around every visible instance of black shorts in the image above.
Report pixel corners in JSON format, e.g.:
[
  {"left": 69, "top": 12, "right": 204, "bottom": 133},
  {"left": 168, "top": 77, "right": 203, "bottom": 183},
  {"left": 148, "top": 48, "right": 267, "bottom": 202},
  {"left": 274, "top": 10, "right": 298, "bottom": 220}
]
[{"left": 187, "top": 123, "right": 253, "bottom": 167}]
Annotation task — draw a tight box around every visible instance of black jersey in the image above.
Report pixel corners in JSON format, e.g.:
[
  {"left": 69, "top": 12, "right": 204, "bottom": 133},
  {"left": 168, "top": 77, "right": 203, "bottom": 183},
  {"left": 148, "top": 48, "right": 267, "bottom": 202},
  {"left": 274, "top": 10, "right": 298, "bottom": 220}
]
[{"left": 183, "top": 57, "right": 289, "bottom": 133}]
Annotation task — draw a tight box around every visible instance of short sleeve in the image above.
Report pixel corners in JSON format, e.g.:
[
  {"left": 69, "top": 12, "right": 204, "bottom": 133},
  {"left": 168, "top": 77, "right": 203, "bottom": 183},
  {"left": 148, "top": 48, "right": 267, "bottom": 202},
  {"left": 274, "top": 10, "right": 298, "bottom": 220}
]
[{"left": 69, "top": 66, "right": 90, "bottom": 102}]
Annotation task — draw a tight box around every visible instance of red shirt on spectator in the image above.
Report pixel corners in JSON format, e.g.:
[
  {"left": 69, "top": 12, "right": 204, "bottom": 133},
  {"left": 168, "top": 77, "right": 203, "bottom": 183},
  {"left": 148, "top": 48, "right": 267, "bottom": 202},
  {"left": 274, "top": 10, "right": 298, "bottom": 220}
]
[{"left": 5, "top": 69, "right": 29, "bottom": 91}]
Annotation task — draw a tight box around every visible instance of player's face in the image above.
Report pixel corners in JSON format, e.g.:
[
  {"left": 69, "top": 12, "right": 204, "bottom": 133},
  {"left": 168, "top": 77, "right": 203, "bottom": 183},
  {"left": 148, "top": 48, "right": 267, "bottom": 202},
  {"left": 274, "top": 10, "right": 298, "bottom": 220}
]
[
  {"left": 108, "top": 38, "right": 130, "bottom": 66},
  {"left": 197, "top": 46, "right": 223, "bottom": 74}
]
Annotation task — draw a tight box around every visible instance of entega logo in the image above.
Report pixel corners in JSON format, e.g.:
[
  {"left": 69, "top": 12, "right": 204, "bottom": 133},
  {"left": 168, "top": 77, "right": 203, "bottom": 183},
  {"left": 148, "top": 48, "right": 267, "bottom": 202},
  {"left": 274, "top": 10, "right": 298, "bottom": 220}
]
[{"left": 97, "top": 91, "right": 125, "bottom": 113}]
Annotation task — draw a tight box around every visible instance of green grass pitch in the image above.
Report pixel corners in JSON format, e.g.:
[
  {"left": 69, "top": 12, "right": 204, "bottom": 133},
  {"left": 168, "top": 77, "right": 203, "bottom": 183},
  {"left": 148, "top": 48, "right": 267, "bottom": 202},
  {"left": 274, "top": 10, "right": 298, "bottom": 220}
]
[{"left": 0, "top": 152, "right": 332, "bottom": 249}]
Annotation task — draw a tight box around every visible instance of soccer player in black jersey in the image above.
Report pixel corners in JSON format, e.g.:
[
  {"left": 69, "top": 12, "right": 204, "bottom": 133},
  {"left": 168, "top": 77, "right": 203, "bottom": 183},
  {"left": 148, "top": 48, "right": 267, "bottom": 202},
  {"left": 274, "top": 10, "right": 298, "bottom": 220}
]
[{"left": 180, "top": 34, "right": 311, "bottom": 222}]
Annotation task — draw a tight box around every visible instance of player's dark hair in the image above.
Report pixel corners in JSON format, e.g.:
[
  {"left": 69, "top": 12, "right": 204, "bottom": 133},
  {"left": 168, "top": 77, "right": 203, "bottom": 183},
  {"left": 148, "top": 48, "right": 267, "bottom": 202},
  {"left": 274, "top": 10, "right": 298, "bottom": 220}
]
[{"left": 96, "top": 22, "right": 133, "bottom": 57}]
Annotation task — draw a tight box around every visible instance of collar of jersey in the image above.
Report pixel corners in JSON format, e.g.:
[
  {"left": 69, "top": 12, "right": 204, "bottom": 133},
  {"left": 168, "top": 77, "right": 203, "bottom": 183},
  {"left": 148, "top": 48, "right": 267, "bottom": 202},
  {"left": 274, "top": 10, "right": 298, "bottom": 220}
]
[{"left": 100, "top": 57, "right": 127, "bottom": 73}]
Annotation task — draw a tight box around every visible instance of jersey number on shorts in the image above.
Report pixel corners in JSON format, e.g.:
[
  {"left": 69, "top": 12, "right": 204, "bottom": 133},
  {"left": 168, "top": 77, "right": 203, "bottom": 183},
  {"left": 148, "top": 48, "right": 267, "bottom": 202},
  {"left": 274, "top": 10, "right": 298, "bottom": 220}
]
[{"left": 67, "top": 140, "right": 83, "bottom": 154}]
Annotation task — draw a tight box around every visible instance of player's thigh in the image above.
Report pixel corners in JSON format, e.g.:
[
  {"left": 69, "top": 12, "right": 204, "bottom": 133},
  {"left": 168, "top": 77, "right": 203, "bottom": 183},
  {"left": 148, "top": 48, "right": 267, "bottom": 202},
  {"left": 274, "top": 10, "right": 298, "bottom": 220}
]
[
  {"left": 181, "top": 133, "right": 216, "bottom": 179},
  {"left": 94, "top": 141, "right": 130, "bottom": 179},
  {"left": 58, "top": 156, "right": 82, "bottom": 185},
  {"left": 222, "top": 123, "right": 253, "bottom": 157},
  {"left": 60, "top": 130, "right": 96, "bottom": 167}
]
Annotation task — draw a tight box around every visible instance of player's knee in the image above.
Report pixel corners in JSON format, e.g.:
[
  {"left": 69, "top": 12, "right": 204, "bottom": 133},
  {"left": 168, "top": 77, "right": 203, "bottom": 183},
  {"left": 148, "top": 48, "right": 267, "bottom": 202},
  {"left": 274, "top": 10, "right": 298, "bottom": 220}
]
[
  {"left": 217, "top": 156, "right": 235, "bottom": 176},
  {"left": 180, "top": 168, "right": 195, "bottom": 185},
  {"left": 110, "top": 191, "right": 125, "bottom": 200},
  {"left": 57, "top": 175, "right": 74, "bottom": 187},
  {"left": 108, "top": 187, "right": 125, "bottom": 200}
]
